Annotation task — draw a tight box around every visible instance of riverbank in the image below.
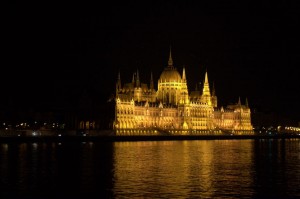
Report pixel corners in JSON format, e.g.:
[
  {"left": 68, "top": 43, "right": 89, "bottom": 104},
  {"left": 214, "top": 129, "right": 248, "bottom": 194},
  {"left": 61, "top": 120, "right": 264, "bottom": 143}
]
[{"left": 0, "top": 134, "right": 299, "bottom": 142}]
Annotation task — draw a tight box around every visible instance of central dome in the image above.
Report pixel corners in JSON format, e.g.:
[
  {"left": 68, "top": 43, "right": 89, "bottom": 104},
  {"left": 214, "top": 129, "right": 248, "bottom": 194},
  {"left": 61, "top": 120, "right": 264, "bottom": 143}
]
[
  {"left": 159, "top": 48, "right": 182, "bottom": 82},
  {"left": 159, "top": 67, "right": 182, "bottom": 82}
]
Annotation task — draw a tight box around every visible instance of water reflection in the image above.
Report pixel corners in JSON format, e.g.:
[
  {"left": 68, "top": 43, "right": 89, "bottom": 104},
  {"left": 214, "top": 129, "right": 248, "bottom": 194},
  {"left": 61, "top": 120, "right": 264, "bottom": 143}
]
[
  {"left": 253, "top": 139, "right": 300, "bottom": 198},
  {"left": 0, "top": 139, "right": 299, "bottom": 198},
  {"left": 113, "top": 140, "right": 255, "bottom": 198},
  {"left": 0, "top": 141, "right": 114, "bottom": 199}
]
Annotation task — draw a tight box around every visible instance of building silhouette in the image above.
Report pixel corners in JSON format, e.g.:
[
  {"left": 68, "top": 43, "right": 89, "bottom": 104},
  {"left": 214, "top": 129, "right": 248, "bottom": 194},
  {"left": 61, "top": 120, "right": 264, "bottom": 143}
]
[{"left": 114, "top": 49, "right": 253, "bottom": 135}]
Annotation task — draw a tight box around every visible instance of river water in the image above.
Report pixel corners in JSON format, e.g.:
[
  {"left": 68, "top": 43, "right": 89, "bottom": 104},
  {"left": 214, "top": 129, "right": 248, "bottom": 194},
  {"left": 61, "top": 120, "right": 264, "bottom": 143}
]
[{"left": 0, "top": 139, "right": 299, "bottom": 199}]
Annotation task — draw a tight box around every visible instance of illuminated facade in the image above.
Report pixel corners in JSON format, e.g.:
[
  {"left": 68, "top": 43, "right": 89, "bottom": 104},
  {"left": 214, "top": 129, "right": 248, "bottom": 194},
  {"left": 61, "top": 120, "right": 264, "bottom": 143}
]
[{"left": 114, "top": 50, "right": 254, "bottom": 135}]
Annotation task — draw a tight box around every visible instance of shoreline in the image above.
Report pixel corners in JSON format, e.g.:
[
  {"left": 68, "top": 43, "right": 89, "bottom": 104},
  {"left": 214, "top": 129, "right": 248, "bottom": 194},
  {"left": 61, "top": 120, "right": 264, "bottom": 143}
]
[{"left": 0, "top": 134, "right": 299, "bottom": 142}]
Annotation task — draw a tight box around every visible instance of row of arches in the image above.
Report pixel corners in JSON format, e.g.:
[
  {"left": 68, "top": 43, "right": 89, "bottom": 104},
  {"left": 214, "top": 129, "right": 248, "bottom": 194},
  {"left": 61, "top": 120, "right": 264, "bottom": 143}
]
[{"left": 79, "top": 121, "right": 96, "bottom": 130}]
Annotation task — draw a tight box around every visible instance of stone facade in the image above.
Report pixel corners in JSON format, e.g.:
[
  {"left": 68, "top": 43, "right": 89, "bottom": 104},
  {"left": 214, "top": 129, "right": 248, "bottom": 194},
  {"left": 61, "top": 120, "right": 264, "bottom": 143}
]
[{"left": 114, "top": 50, "right": 254, "bottom": 135}]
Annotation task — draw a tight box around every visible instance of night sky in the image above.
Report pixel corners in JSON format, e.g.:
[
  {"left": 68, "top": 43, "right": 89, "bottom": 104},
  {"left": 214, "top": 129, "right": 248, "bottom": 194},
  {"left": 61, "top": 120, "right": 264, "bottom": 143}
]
[{"left": 4, "top": 1, "right": 300, "bottom": 123}]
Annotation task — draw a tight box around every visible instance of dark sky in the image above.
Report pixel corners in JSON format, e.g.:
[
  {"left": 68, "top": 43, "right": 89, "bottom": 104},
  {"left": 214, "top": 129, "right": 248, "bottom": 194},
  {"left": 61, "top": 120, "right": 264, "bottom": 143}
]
[{"left": 4, "top": 1, "right": 300, "bottom": 123}]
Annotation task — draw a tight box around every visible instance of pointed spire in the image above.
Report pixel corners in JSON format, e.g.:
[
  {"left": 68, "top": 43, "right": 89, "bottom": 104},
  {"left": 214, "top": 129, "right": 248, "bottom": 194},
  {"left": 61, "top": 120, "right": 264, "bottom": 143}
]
[
  {"left": 238, "top": 96, "right": 241, "bottom": 105},
  {"left": 212, "top": 81, "right": 216, "bottom": 96},
  {"left": 168, "top": 46, "right": 173, "bottom": 67},
  {"left": 204, "top": 70, "right": 209, "bottom": 84},
  {"left": 150, "top": 71, "right": 154, "bottom": 90},
  {"left": 245, "top": 97, "right": 249, "bottom": 107},
  {"left": 117, "top": 70, "right": 121, "bottom": 88},
  {"left": 202, "top": 70, "right": 211, "bottom": 96},
  {"left": 136, "top": 69, "right": 140, "bottom": 87},
  {"left": 116, "top": 70, "right": 122, "bottom": 93},
  {"left": 182, "top": 66, "right": 186, "bottom": 82},
  {"left": 132, "top": 72, "right": 135, "bottom": 87}
]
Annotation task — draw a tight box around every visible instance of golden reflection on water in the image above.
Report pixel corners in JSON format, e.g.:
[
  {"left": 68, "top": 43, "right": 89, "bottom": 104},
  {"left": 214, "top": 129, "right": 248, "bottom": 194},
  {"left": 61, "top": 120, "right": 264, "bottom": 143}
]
[
  {"left": 113, "top": 140, "right": 254, "bottom": 198},
  {"left": 0, "top": 139, "right": 299, "bottom": 198}
]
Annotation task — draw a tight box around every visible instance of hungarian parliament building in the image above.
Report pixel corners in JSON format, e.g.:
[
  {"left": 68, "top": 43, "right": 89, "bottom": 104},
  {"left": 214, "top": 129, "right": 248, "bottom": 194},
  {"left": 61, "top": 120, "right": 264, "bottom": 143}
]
[{"left": 113, "top": 50, "right": 254, "bottom": 136}]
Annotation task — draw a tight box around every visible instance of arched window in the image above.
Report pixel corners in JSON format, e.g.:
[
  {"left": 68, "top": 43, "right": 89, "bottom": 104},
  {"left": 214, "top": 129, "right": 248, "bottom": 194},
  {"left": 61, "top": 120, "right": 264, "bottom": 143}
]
[
  {"left": 79, "top": 121, "right": 85, "bottom": 129},
  {"left": 171, "top": 92, "right": 175, "bottom": 104},
  {"left": 165, "top": 92, "right": 169, "bottom": 103},
  {"left": 85, "top": 121, "right": 90, "bottom": 130}
]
